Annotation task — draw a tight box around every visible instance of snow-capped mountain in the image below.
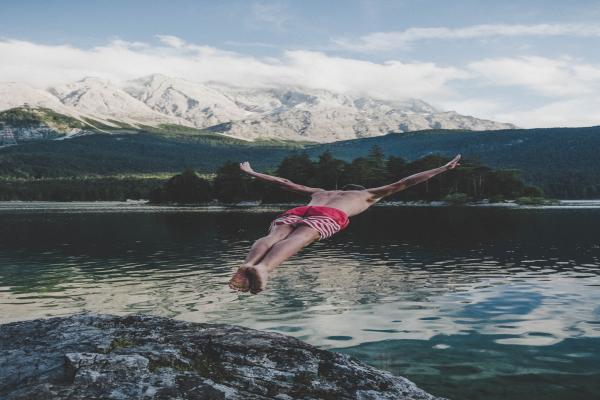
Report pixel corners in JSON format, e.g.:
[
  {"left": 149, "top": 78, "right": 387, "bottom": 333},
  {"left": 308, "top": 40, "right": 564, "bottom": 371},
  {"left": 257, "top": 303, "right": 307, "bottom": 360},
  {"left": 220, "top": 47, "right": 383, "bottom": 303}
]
[
  {"left": 0, "top": 74, "right": 515, "bottom": 142},
  {"left": 123, "top": 75, "right": 249, "bottom": 128},
  {"left": 49, "top": 77, "right": 184, "bottom": 128},
  {"left": 0, "top": 82, "right": 75, "bottom": 116},
  {"left": 212, "top": 87, "right": 510, "bottom": 141}
]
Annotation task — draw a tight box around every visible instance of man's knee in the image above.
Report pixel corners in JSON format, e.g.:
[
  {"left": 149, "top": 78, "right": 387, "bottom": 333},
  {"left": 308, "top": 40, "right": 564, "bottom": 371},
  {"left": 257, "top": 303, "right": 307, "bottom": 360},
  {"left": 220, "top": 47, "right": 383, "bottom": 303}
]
[
  {"left": 294, "top": 227, "right": 320, "bottom": 244},
  {"left": 307, "top": 230, "right": 320, "bottom": 243},
  {"left": 263, "top": 230, "right": 290, "bottom": 245}
]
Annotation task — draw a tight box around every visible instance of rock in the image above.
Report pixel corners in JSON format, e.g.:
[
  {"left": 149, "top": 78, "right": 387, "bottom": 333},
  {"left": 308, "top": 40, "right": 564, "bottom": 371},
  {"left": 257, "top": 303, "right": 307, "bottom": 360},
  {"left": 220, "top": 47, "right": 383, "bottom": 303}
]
[{"left": 0, "top": 314, "right": 445, "bottom": 399}]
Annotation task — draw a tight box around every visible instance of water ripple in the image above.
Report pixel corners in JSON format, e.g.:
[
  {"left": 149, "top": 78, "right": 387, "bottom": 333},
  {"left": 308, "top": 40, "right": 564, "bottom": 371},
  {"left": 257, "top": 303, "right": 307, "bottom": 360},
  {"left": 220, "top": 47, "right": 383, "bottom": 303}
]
[{"left": 1, "top": 203, "right": 600, "bottom": 399}]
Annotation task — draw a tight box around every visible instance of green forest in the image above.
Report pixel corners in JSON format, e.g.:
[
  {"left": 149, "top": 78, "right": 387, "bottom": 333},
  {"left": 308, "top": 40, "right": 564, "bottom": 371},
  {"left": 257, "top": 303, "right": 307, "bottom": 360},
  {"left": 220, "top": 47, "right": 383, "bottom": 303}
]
[
  {"left": 0, "top": 147, "right": 540, "bottom": 203},
  {"left": 1, "top": 125, "right": 599, "bottom": 199},
  {"left": 0, "top": 176, "right": 166, "bottom": 202},
  {"left": 149, "top": 147, "right": 542, "bottom": 205}
]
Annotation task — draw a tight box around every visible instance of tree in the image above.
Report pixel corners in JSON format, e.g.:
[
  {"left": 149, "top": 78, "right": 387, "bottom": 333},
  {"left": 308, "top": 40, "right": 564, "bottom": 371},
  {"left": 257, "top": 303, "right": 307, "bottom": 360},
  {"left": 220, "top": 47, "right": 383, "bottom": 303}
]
[
  {"left": 385, "top": 155, "right": 407, "bottom": 181},
  {"left": 338, "top": 146, "right": 385, "bottom": 188},
  {"left": 276, "top": 152, "right": 316, "bottom": 185},
  {"left": 213, "top": 161, "right": 260, "bottom": 203},
  {"left": 259, "top": 153, "right": 317, "bottom": 203},
  {"left": 486, "top": 169, "right": 527, "bottom": 198},
  {"left": 152, "top": 168, "right": 212, "bottom": 203},
  {"left": 367, "top": 145, "right": 386, "bottom": 174},
  {"left": 314, "top": 151, "right": 347, "bottom": 189}
]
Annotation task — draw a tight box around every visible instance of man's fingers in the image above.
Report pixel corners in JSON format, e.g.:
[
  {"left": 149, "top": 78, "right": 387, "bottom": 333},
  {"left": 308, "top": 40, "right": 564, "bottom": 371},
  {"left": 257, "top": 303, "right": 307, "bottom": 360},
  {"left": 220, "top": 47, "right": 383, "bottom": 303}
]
[{"left": 445, "top": 154, "right": 461, "bottom": 169}]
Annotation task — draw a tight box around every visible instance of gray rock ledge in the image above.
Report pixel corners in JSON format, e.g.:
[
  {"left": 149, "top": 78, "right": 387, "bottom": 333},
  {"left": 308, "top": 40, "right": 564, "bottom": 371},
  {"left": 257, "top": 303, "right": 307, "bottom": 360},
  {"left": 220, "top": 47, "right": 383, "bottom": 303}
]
[{"left": 0, "top": 314, "right": 445, "bottom": 399}]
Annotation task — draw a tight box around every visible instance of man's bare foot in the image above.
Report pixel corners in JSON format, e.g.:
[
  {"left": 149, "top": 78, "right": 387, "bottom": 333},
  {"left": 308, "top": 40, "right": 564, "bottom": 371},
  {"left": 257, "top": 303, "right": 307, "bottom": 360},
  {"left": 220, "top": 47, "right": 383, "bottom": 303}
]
[
  {"left": 229, "top": 265, "right": 251, "bottom": 292},
  {"left": 246, "top": 265, "right": 269, "bottom": 294}
]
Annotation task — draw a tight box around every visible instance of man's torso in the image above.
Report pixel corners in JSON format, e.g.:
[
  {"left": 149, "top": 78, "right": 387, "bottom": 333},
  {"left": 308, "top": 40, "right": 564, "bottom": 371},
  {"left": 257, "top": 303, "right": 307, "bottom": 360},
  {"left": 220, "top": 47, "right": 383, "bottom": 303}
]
[{"left": 306, "top": 190, "right": 375, "bottom": 217}]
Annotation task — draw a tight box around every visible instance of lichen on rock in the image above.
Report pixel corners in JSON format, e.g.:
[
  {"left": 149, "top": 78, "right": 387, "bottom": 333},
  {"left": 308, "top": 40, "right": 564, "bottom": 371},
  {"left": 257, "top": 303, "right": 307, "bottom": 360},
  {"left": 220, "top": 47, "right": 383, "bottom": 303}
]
[{"left": 0, "top": 314, "right": 445, "bottom": 399}]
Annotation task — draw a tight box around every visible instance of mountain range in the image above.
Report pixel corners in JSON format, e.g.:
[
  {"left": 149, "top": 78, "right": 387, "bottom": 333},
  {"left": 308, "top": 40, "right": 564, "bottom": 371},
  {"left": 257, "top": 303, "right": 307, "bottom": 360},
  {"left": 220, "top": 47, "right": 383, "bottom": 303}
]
[{"left": 0, "top": 74, "right": 515, "bottom": 143}]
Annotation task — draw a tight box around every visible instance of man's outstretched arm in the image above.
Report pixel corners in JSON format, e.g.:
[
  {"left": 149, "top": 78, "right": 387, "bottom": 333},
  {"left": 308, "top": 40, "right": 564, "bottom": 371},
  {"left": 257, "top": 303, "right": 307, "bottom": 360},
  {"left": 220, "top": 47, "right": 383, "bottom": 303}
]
[
  {"left": 367, "top": 155, "right": 461, "bottom": 200},
  {"left": 239, "top": 161, "right": 324, "bottom": 194}
]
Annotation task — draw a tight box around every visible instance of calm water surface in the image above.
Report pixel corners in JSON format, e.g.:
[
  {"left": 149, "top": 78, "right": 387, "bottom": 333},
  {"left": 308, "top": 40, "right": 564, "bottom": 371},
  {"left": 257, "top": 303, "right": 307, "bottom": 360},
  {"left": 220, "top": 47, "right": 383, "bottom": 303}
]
[{"left": 1, "top": 202, "right": 599, "bottom": 399}]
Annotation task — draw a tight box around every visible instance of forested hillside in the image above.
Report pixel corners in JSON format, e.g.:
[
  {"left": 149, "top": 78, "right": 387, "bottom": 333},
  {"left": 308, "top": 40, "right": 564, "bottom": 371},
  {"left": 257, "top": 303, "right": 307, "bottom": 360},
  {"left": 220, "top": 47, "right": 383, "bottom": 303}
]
[
  {"left": 1, "top": 126, "right": 599, "bottom": 198},
  {"left": 312, "top": 127, "right": 600, "bottom": 198}
]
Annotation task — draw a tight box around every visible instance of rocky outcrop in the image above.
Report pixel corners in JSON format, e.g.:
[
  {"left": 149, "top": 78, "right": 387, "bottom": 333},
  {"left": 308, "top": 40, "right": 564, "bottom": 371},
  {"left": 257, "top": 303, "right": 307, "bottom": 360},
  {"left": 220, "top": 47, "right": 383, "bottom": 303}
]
[{"left": 0, "top": 314, "right": 444, "bottom": 399}]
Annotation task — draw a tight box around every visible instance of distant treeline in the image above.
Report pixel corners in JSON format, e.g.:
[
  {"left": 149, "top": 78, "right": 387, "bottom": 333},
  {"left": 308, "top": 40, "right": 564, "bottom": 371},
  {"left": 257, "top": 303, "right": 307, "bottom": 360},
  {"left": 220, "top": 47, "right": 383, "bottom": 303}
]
[
  {"left": 2, "top": 126, "right": 600, "bottom": 199},
  {"left": 0, "top": 177, "right": 165, "bottom": 201},
  {"left": 0, "top": 147, "right": 542, "bottom": 203},
  {"left": 150, "top": 147, "right": 542, "bottom": 204}
]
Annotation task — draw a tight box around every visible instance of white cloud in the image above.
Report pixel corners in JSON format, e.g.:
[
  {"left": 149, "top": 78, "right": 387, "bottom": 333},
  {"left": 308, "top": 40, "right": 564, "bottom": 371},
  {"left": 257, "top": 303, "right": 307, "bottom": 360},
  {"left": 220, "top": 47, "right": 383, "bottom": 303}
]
[
  {"left": 0, "top": 37, "right": 463, "bottom": 101},
  {"left": 495, "top": 98, "right": 600, "bottom": 128},
  {"left": 156, "top": 35, "right": 186, "bottom": 49},
  {"left": 273, "top": 51, "right": 468, "bottom": 99},
  {"left": 334, "top": 23, "right": 600, "bottom": 52},
  {"left": 468, "top": 56, "right": 600, "bottom": 97},
  {"left": 1, "top": 36, "right": 600, "bottom": 128},
  {"left": 438, "top": 95, "right": 600, "bottom": 129},
  {"left": 438, "top": 56, "right": 600, "bottom": 128}
]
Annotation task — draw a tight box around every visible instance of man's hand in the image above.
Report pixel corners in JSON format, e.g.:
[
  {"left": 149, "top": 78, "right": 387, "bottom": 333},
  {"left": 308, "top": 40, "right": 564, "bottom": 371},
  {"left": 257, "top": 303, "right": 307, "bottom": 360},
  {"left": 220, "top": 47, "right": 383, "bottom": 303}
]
[
  {"left": 444, "top": 154, "right": 461, "bottom": 170},
  {"left": 240, "top": 161, "right": 254, "bottom": 174}
]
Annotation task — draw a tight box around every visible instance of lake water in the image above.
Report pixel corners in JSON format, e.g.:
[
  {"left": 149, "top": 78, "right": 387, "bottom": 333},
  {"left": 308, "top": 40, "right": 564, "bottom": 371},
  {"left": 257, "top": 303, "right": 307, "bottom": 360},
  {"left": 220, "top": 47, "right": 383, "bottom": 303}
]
[{"left": 1, "top": 202, "right": 599, "bottom": 399}]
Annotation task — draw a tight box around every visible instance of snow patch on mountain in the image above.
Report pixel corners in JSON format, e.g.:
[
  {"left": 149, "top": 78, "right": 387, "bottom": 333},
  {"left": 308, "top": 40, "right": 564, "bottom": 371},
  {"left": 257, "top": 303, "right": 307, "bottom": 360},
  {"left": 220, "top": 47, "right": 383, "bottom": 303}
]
[
  {"left": 48, "top": 77, "right": 186, "bottom": 128},
  {"left": 0, "top": 75, "right": 516, "bottom": 142},
  {"left": 123, "top": 75, "right": 249, "bottom": 128},
  {"left": 0, "top": 83, "right": 76, "bottom": 116}
]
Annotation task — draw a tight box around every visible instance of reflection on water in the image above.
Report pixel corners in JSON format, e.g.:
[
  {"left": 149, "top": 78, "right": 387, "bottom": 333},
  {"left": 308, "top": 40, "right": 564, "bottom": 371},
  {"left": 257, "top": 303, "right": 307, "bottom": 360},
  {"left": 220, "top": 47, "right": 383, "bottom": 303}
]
[{"left": 1, "top": 202, "right": 599, "bottom": 399}]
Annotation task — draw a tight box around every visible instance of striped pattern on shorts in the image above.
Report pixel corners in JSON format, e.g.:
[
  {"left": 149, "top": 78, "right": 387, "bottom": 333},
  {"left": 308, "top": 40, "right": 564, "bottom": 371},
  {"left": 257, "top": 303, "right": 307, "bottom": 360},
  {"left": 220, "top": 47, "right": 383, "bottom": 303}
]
[{"left": 269, "top": 214, "right": 342, "bottom": 240}]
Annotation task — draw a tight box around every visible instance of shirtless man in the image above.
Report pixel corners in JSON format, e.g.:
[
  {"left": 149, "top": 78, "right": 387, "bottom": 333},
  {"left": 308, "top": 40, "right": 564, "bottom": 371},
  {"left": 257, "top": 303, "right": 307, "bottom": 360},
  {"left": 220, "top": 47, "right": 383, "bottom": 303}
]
[{"left": 229, "top": 154, "right": 461, "bottom": 294}]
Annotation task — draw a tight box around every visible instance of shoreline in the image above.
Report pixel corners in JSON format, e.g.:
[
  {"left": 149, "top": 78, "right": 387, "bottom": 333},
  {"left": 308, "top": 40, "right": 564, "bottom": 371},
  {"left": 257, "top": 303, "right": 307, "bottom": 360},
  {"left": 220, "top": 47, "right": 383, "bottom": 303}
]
[{"left": 2, "top": 199, "right": 600, "bottom": 210}]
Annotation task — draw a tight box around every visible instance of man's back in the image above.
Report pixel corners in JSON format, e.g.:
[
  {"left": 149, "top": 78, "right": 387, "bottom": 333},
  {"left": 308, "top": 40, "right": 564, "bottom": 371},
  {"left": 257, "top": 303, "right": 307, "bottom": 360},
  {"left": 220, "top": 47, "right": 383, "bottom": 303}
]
[{"left": 307, "top": 190, "right": 375, "bottom": 217}]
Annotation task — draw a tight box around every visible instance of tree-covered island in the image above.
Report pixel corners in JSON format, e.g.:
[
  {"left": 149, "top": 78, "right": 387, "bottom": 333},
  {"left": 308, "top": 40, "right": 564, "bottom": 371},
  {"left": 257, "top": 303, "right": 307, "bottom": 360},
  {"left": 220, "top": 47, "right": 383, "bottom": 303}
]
[{"left": 149, "top": 146, "right": 544, "bottom": 206}]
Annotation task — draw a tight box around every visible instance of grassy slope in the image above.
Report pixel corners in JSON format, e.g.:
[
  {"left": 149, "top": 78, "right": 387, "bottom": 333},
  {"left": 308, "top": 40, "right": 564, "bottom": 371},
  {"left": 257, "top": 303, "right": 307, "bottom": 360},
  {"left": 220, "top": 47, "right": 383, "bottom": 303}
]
[{"left": 0, "top": 107, "right": 88, "bottom": 132}]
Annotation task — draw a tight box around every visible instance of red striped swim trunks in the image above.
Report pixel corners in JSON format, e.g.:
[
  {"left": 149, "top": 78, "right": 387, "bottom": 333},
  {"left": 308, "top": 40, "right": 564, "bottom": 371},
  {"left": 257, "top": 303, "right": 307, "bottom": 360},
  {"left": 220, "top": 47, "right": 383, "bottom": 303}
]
[{"left": 269, "top": 206, "right": 350, "bottom": 240}]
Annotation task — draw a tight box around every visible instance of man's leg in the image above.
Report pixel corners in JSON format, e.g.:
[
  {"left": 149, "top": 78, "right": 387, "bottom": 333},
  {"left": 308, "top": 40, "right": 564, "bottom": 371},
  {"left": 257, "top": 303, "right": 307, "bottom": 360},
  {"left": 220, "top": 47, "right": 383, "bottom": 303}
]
[
  {"left": 243, "top": 224, "right": 294, "bottom": 266},
  {"left": 229, "top": 224, "right": 294, "bottom": 291},
  {"left": 246, "top": 225, "right": 320, "bottom": 294}
]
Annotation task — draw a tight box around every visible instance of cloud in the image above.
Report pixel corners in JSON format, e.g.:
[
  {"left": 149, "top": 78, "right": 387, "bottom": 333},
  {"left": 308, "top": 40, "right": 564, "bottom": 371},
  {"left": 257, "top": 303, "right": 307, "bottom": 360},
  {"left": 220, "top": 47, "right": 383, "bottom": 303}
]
[
  {"left": 468, "top": 56, "right": 600, "bottom": 97},
  {"left": 1, "top": 36, "right": 599, "bottom": 128},
  {"left": 156, "top": 35, "right": 186, "bottom": 49},
  {"left": 334, "top": 23, "right": 600, "bottom": 52},
  {"left": 273, "top": 51, "right": 468, "bottom": 99},
  {"left": 247, "top": 2, "right": 291, "bottom": 31},
  {"left": 0, "top": 36, "right": 463, "bottom": 101},
  {"left": 440, "top": 56, "right": 600, "bottom": 128},
  {"left": 223, "top": 40, "right": 282, "bottom": 49},
  {"left": 495, "top": 97, "right": 600, "bottom": 128}
]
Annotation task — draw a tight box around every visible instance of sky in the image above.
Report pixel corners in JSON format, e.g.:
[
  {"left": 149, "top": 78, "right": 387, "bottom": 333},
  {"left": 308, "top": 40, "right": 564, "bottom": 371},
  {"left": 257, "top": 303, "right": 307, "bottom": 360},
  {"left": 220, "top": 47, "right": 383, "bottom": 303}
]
[{"left": 1, "top": 0, "right": 600, "bottom": 128}]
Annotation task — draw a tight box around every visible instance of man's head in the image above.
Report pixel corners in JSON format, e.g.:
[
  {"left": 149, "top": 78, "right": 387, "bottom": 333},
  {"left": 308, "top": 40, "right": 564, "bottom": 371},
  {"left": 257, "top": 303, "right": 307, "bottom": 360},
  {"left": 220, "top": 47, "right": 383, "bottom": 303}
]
[{"left": 342, "top": 184, "right": 367, "bottom": 191}]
